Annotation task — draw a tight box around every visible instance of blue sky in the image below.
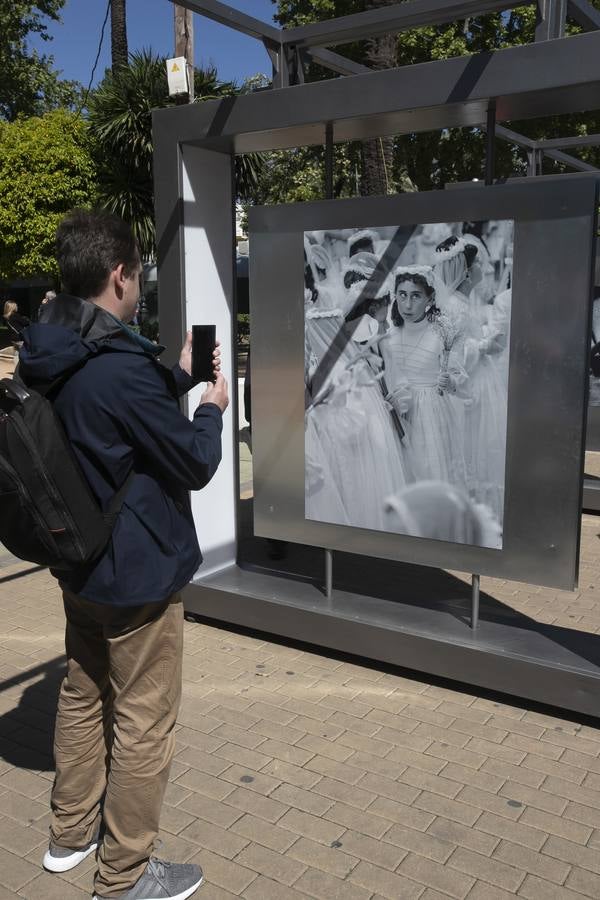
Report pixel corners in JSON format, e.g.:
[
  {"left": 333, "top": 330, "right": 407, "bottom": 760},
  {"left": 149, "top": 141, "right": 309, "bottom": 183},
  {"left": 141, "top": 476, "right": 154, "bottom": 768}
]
[{"left": 29, "top": 0, "right": 278, "bottom": 89}]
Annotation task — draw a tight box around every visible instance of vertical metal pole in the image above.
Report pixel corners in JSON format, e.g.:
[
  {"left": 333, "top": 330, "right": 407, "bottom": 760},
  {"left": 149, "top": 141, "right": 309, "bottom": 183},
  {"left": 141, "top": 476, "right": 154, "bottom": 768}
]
[
  {"left": 535, "top": 0, "right": 567, "bottom": 41},
  {"left": 485, "top": 100, "right": 496, "bottom": 186},
  {"left": 322, "top": 127, "right": 334, "bottom": 599},
  {"left": 325, "top": 549, "right": 333, "bottom": 602},
  {"left": 528, "top": 148, "right": 542, "bottom": 177},
  {"left": 471, "top": 574, "right": 480, "bottom": 630},
  {"left": 325, "top": 122, "right": 334, "bottom": 200}
]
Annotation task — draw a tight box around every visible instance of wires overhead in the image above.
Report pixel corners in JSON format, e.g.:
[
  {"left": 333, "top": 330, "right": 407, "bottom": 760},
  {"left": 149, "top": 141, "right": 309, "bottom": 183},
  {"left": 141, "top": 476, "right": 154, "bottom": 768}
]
[{"left": 75, "top": 0, "right": 111, "bottom": 118}]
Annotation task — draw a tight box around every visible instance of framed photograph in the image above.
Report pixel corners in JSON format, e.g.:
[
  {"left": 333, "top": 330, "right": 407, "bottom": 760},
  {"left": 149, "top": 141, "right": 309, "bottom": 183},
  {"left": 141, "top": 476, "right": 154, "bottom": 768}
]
[
  {"left": 303, "top": 220, "right": 513, "bottom": 551},
  {"left": 249, "top": 178, "right": 598, "bottom": 589}
]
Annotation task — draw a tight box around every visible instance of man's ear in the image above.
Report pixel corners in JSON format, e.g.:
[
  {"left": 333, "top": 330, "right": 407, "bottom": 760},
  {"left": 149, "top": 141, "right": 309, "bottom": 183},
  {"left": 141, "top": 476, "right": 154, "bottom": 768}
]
[{"left": 113, "top": 263, "right": 126, "bottom": 296}]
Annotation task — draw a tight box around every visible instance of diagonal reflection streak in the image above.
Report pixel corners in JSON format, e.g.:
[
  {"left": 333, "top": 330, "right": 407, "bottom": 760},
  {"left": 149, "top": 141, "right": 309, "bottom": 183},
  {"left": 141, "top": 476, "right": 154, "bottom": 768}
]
[{"left": 309, "top": 223, "right": 419, "bottom": 400}]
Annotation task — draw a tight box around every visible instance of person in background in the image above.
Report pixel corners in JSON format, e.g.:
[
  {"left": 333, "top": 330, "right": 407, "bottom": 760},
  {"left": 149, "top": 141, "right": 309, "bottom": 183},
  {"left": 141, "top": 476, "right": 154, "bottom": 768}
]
[
  {"left": 3, "top": 300, "right": 30, "bottom": 346},
  {"left": 37, "top": 289, "right": 57, "bottom": 321}
]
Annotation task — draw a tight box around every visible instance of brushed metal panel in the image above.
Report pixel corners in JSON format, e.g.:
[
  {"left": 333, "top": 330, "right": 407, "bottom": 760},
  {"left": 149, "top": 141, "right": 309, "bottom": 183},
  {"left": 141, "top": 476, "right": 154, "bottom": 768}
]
[{"left": 250, "top": 178, "right": 598, "bottom": 590}]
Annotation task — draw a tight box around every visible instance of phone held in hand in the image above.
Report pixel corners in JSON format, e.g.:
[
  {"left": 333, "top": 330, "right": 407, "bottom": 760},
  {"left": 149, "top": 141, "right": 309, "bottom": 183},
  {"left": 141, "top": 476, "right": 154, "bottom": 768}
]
[{"left": 192, "top": 325, "right": 216, "bottom": 383}]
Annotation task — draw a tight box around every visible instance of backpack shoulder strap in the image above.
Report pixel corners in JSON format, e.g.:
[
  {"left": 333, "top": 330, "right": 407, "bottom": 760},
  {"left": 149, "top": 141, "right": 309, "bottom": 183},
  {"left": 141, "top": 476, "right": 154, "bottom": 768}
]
[
  {"left": 0, "top": 377, "right": 30, "bottom": 403},
  {"left": 104, "top": 471, "right": 136, "bottom": 526}
]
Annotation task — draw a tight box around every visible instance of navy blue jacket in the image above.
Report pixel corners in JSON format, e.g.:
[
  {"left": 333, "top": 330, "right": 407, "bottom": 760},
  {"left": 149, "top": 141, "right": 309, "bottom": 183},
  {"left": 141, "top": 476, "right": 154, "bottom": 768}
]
[{"left": 18, "top": 294, "right": 222, "bottom": 607}]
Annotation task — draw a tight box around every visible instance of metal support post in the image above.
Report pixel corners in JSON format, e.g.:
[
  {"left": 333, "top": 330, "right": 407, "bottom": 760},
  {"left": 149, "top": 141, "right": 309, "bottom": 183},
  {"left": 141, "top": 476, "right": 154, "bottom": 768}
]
[
  {"left": 294, "top": 48, "right": 307, "bottom": 85},
  {"left": 535, "top": 0, "right": 568, "bottom": 41},
  {"left": 527, "top": 147, "right": 543, "bottom": 176},
  {"left": 325, "top": 549, "right": 333, "bottom": 602},
  {"left": 323, "top": 122, "right": 334, "bottom": 603},
  {"left": 484, "top": 100, "right": 496, "bottom": 186},
  {"left": 262, "top": 39, "right": 280, "bottom": 87},
  {"left": 471, "top": 574, "right": 480, "bottom": 630},
  {"left": 325, "top": 122, "right": 334, "bottom": 200}
]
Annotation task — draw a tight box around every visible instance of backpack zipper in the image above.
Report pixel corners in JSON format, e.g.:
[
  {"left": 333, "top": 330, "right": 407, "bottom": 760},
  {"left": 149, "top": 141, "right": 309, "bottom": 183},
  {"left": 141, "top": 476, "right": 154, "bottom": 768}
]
[{"left": 9, "top": 415, "right": 86, "bottom": 560}]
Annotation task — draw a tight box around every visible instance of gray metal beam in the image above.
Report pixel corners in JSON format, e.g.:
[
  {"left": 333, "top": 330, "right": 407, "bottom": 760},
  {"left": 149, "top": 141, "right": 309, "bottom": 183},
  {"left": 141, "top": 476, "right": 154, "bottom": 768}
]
[
  {"left": 281, "top": 0, "right": 527, "bottom": 48},
  {"left": 153, "top": 31, "right": 600, "bottom": 154},
  {"left": 495, "top": 124, "right": 537, "bottom": 149},
  {"left": 543, "top": 148, "right": 600, "bottom": 171},
  {"left": 168, "top": 0, "right": 280, "bottom": 43},
  {"left": 567, "top": 0, "right": 600, "bottom": 30},
  {"left": 492, "top": 127, "right": 600, "bottom": 173},
  {"left": 537, "top": 132, "right": 600, "bottom": 150},
  {"left": 305, "top": 47, "right": 372, "bottom": 77}
]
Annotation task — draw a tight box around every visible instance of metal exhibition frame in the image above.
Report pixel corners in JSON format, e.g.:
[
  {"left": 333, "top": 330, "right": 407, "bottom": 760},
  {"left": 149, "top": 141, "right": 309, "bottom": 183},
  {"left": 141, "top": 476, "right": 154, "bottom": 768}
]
[
  {"left": 153, "top": 0, "right": 600, "bottom": 715},
  {"left": 249, "top": 180, "right": 596, "bottom": 590}
]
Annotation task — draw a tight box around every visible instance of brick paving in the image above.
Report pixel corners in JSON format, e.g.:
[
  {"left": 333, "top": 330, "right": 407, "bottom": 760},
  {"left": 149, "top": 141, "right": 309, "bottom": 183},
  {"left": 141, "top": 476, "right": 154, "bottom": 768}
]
[{"left": 0, "top": 529, "right": 600, "bottom": 900}]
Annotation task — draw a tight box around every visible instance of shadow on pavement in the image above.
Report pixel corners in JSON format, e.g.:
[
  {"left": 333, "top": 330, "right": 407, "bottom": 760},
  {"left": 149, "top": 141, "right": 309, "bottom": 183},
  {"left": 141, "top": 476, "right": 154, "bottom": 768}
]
[{"left": 0, "top": 656, "right": 64, "bottom": 771}]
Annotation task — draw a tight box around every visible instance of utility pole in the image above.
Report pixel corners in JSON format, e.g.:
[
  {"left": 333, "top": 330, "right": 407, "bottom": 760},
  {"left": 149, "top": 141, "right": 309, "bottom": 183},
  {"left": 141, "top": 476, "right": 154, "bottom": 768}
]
[{"left": 174, "top": 5, "right": 194, "bottom": 102}]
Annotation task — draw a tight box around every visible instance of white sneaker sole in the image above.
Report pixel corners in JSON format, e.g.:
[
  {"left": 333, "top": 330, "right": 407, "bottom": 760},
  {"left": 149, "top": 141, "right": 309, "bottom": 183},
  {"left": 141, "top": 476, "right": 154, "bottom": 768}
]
[
  {"left": 92, "top": 872, "right": 204, "bottom": 900},
  {"left": 43, "top": 841, "right": 98, "bottom": 873}
]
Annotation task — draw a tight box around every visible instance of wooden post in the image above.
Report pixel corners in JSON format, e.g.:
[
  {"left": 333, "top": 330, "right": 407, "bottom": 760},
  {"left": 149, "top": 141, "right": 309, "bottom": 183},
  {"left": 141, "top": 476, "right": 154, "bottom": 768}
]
[{"left": 174, "top": 5, "right": 194, "bottom": 102}]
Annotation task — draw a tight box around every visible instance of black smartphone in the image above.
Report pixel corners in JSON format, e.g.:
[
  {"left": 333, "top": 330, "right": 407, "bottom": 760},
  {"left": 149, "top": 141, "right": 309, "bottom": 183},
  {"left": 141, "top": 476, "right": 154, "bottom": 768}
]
[{"left": 192, "top": 325, "right": 216, "bottom": 383}]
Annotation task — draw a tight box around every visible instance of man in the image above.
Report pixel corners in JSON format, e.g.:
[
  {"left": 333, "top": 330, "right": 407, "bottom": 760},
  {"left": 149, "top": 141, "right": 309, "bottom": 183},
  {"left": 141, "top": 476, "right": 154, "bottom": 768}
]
[
  {"left": 18, "top": 209, "right": 228, "bottom": 900},
  {"left": 37, "top": 288, "right": 57, "bottom": 321}
]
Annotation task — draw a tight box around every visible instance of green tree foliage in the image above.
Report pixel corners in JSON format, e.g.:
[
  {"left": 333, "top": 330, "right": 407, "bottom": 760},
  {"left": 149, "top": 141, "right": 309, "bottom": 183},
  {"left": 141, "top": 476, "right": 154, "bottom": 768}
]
[
  {"left": 89, "top": 50, "right": 264, "bottom": 259},
  {"left": 0, "top": 110, "right": 96, "bottom": 280},
  {"left": 266, "top": 0, "right": 600, "bottom": 195},
  {"left": 0, "top": 1, "right": 79, "bottom": 121}
]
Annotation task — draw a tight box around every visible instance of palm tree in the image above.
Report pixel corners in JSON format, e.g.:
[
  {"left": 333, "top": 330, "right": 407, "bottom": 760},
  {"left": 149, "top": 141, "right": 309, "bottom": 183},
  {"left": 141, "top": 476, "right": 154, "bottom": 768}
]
[
  {"left": 111, "top": 0, "right": 128, "bottom": 71},
  {"left": 88, "top": 50, "right": 264, "bottom": 259}
]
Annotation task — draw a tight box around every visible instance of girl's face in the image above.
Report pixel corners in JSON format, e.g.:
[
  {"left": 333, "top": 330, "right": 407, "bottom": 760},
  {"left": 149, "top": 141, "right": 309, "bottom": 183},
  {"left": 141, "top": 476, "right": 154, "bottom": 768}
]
[{"left": 395, "top": 280, "right": 430, "bottom": 322}]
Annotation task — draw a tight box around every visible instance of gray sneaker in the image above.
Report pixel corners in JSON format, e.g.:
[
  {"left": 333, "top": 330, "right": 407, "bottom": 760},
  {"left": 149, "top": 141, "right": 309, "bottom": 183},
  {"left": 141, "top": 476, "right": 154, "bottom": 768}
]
[
  {"left": 43, "top": 830, "right": 99, "bottom": 872},
  {"left": 93, "top": 857, "right": 204, "bottom": 900}
]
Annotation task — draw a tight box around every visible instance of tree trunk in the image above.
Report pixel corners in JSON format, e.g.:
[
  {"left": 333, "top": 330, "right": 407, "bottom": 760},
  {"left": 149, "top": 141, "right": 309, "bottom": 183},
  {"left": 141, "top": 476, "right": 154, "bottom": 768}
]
[
  {"left": 174, "top": 5, "right": 195, "bottom": 102},
  {"left": 111, "top": 0, "right": 128, "bottom": 72},
  {"left": 360, "top": 0, "right": 397, "bottom": 197}
]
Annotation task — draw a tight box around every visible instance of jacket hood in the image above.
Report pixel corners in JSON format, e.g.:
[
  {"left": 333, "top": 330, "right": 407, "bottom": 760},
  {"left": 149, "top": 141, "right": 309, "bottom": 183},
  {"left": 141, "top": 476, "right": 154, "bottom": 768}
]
[{"left": 19, "top": 293, "right": 163, "bottom": 386}]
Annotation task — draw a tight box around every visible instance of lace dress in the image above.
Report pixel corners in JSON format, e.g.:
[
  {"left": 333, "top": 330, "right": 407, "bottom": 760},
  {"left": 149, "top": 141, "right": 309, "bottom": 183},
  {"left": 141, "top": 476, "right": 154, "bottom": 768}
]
[
  {"left": 305, "top": 291, "right": 412, "bottom": 532},
  {"left": 462, "top": 292, "right": 511, "bottom": 525},
  {"left": 381, "top": 319, "right": 468, "bottom": 491}
]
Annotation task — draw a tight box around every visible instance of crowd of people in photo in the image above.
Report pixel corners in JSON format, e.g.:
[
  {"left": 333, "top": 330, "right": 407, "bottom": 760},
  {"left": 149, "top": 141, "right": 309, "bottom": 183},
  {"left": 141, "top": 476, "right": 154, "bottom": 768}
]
[{"left": 303, "top": 220, "right": 513, "bottom": 549}]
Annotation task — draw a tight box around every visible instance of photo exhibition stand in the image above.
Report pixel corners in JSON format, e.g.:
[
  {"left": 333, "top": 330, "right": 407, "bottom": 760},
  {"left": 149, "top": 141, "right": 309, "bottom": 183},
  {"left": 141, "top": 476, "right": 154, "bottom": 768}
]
[{"left": 153, "top": 5, "right": 600, "bottom": 717}]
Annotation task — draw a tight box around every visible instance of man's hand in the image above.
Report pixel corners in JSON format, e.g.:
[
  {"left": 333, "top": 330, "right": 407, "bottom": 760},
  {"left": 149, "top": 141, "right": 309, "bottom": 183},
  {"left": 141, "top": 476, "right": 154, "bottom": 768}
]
[
  {"left": 201, "top": 373, "right": 229, "bottom": 413},
  {"left": 179, "top": 331, "right": 222, "bottom": 380}
]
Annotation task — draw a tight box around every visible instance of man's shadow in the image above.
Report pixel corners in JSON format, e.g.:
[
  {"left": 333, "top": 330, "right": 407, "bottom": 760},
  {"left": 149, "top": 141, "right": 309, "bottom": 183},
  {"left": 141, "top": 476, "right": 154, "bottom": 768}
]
[{"left": 0, "top": 656, "right": 65, "bottom": 771}]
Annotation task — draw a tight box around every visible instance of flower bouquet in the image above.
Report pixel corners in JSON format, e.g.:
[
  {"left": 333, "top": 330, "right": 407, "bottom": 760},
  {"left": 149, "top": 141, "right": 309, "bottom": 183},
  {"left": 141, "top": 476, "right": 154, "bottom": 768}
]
[{"left": 434, "top": 310, "right": 462, "bottom": 395}]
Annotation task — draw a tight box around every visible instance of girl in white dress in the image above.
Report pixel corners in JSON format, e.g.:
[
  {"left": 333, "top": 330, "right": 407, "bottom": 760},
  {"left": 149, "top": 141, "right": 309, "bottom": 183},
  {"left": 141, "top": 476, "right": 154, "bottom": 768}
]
[
  {"left": 434, "top": 235, "right": 510, "bottom": 526},
  {"left": 381, "top": 266, "right": 469, "bottom": 491},
  {"left": 304, "top": 245, "right": 412, "bottom": 532}
]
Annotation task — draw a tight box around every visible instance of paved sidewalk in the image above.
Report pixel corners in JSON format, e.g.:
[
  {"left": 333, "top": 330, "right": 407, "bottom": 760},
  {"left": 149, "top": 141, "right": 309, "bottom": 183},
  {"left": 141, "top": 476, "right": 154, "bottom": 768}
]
[{"left": 1, "top": 553, "right": 600, "bottom": 900}]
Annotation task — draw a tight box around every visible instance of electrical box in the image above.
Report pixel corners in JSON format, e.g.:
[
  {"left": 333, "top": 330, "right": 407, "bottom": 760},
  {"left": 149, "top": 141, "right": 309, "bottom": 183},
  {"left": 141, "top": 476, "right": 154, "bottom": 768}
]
[{"left": 166, "top": 57, "right": 189, "bottom": 96}]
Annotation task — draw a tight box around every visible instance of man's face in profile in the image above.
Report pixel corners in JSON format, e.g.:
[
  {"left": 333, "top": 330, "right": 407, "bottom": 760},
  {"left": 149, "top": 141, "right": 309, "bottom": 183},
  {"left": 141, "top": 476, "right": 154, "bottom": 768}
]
[{"left": 122, "top": 264, "right": 143, "bottom": 323}]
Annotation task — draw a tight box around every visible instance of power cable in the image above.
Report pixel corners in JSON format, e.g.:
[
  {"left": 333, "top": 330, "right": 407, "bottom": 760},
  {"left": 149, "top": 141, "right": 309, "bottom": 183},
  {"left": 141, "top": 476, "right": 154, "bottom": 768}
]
[{"left": 74, "top": 0, "right": 111, "bottom": 118}]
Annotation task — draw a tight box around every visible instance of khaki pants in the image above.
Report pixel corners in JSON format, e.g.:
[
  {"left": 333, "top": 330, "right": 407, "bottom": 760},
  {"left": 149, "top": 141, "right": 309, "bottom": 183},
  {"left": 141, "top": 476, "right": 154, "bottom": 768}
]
[{"left": 50, "top": 589, "right": 184, "bottom": 897}]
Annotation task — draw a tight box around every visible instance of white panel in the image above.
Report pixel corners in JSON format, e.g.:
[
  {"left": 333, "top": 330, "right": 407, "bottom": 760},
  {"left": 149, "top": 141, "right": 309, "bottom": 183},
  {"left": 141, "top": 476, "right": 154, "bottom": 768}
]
[{"left": 181, "top": 146, "right": 236, "bottom": 576}]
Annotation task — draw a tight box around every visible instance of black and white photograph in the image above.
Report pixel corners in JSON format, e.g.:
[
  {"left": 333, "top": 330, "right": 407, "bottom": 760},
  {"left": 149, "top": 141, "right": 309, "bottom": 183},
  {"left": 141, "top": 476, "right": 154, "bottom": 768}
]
[{"left": 304, "top": 220, "right": 514, "bottom": 550}]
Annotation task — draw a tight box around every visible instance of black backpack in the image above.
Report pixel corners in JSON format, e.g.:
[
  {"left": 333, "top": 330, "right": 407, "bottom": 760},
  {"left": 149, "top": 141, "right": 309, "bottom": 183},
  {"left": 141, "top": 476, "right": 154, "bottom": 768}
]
[{"left": 0, "top": 373, "right": 132, "bottom": 570}]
